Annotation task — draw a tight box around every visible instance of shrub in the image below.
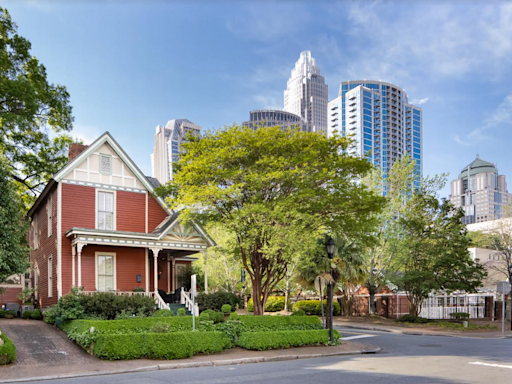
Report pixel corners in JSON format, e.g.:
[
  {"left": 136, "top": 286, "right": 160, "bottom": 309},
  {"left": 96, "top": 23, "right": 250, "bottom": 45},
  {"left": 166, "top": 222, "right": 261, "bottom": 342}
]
[
  {"left": 0, "top": 310, "right": 16, "bottom": 319},
  {"left": 43, "top": 306, "right": 59, "bottom": 324},
  {"left": 196, "top": 292, "right": 241, "bottom": 312},
  {"left": 228, "top": 312, "right": 240, "bottom": 321},
  {"left": 247, "top": 296, "right": 290, "bottom": 312},
  {"left": 221, "top": 304, "right": 231, "bottom": 314},
  {"left": 237, "top": 330, "right": 340, "bottom": 350},
  {"left": 57, "top": 288, "right": 85, "bottom": 321},
  {"left": 22, "top": 310, "right": 42, "bottom": 320},
  {"left": 397, "top": 315, "right": 429, "bottom": 324},
  {"left": 199, "top": 311, "right": 210, "bottom": 321},
  {"left": 115, "top": 310, "right": 147, "bottom": 320},
  {"left": 291, "top": 309, "right": 306, "bottom": 316},
  {"left": 177, "top": 308, "right": 187, "bottom": 316},
  {"left": 133, "top": 287, "right": 145, "bottom": 292},
  {"left": 185, "top": 331, "right": 231, "bottom": 354},
  {"left": 214, "top": 320, "right": 248, "bottom": 345},
  {"left": 238, "top": 315, "right": 323, "bottom": 331},
  {"left": 449, "top": 312, "right": 470, "bottom": 321},
  {"left": 153, "top": 309, "right": 174, "bottom": 318},
  {"left": 0, "top": 332, "right": 16, "bottom": 365},
  {"left": 292, "top": 300, "right": 341, "bottom": 316},
  {"left": 62, "top": 317, "right": 196, "bottom": 348},
  {"left": 93, "top": 332, "right": 230, "bottom": 360},
  {"left": 201, "top": 309, "right": 224, "bottom": 324},
  {"left": 80, "top": 293, "right": 155, "bottom": 320}
]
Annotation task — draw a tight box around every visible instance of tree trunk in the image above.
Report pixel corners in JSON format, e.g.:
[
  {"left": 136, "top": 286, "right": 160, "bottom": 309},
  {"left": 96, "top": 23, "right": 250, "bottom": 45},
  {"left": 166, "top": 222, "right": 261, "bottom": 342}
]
[
  {"left": 251, "top": 278, "right": 264, "bottom": 315},
  {"left": 284, "top": 278, "right": 290, "bottom": 312},
  {"left": 368, "top": 285, "right": 377, "bottom": 315}
]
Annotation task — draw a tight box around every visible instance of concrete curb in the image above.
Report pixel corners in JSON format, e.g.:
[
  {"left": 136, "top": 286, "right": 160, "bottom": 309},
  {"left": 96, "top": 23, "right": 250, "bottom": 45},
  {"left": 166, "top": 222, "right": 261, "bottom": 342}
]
[{"left": 0, "top": 347, "right": 380, "bottom": 383}]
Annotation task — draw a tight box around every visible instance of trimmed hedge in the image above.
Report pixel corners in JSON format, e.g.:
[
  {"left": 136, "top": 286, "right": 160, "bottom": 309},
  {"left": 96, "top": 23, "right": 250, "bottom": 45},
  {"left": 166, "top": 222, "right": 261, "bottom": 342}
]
[
  {"left": 93, "top": 331, "right": 230, "bottom": 360},
  {"left": 397, "top": 315, "right": 429, "bottom": 324},
  {"left": 247, "top": 296, "right": 290, "bottom": 312},
  {"left": 237, "top": 329, "right": 340, "bottom": 350},
  {"left": 22, "top": 310, "right": 42, "bottom": 320},
  {"left": 292, "top": 300, "right": 341, "bottom": 316},
  {"left": 0, "top": 332, "right": 16, "bottom": 365},
  {"left": 200, "top": 309, "right": 224, "bottom": 324},
  {"left": 238, "top": 315, "right": 323, "bottom": 331},
  {"left": 80, "top": 293, "right": 155, "bottom": 320}
]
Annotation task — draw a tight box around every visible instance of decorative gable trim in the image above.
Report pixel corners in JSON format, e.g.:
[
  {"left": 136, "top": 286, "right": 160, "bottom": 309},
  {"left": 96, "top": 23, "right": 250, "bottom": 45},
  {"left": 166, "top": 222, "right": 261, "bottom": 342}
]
[{"left": 53, "top": 132, "right": 171, "bottom": 215}]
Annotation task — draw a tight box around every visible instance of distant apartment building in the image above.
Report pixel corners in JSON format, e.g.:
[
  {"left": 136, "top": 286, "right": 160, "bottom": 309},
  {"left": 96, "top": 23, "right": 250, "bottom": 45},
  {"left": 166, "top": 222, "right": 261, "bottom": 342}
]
[
  {"left": 152, "top": 119, "right": 201, "bottom": 184},
  {"left": 242, "top": 110, "right": 306, "bottom": 131},
  {"left": 284, "top": 51, "right": 328, "bottom": 134},
  {"left": 328, "top": 80, "right": 422, "bottom": 191},
  {"left": 450, "top": 156, "right": 511, "bottom": 224}
]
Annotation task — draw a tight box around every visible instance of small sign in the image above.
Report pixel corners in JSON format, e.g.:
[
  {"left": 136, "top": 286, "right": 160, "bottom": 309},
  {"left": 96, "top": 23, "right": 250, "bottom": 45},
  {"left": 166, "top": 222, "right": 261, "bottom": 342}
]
[{"left": 497, "top": 281, "right": 512, "bottom": 294}]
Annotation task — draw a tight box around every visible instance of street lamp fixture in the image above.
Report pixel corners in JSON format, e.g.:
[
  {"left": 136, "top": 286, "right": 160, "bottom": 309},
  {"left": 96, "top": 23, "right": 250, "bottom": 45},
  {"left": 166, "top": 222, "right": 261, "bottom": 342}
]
[{"left": 325, "top": 235, "right": 336, "bottom": 343}]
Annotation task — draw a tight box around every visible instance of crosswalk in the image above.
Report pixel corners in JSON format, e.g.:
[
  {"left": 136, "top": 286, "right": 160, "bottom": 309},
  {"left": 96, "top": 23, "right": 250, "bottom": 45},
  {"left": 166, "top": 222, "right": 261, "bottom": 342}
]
[{"left": 337, "top": 329, "right": 380, "bottom": 341}]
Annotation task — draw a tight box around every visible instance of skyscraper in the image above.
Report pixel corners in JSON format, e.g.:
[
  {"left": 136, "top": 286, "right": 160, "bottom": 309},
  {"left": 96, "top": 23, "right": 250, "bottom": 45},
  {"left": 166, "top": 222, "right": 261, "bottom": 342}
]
[
  {"left": 152, "top": 119, "right": 201, "bottom": 184},
  {"left": 242, "top": 110, "right": 306, "bottom": 131},
  {"left": 328, "top": 80, "right": 422, "bottom": 190},
  {"left": 284, "top": 51, "right": 328, "bottom": 134},
  {"left": 450, "top": 156, "right": 512, "bottom": 224}
]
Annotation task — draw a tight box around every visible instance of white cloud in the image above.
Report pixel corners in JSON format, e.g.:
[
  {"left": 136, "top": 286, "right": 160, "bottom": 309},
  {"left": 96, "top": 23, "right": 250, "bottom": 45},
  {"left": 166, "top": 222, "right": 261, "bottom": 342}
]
[
  {"left": 253, "top": 94, "right": 282, "bottom": 110},
  {"left": 411, "top": 97, "right": 429, "bottom": 105},
  {"left": 453, "top": 134, "right": 470, "bottom": 146},
  {"left": 470, "top": 93, "right": 512, "bottom": 140}
]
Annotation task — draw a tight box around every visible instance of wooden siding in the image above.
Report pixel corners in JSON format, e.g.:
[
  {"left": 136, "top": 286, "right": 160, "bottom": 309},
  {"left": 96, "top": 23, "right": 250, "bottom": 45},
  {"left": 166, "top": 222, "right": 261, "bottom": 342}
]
[
  {"left": 29, "top": 186, "right": 58, "bottom": 307},
  {"left": 147, "top": 196, "right": 168, "bottom": 232},
  {"left": 117, "top": 191, "right": 145, "bottom": 232}
]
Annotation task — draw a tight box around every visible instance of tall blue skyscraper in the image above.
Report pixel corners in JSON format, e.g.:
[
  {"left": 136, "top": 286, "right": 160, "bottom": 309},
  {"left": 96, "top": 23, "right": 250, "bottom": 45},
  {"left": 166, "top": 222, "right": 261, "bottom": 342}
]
[{"left": 328, "top": 81, "right": 422, "bottom": 191}]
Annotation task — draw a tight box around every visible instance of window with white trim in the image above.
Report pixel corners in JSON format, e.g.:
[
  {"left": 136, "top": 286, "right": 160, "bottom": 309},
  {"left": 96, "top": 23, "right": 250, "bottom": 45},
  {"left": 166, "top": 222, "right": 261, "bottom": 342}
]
[
  {"left": 33, "top": 214, "right": 38, "bottom": 249},
  {"left": 48, "top": 256, "right": 53, "bottom": 298},
  {"left": 97, "top": 255, "right": 114, "bottom": 291},
  {"left": 97, "top": 191, "right": 115, "bottom": 230},
  {"left": 47, "top": 196, "right": 53, "bottom": 237},
  {"left": 99, "top": 154, "right": 112, "bottom": 175}
]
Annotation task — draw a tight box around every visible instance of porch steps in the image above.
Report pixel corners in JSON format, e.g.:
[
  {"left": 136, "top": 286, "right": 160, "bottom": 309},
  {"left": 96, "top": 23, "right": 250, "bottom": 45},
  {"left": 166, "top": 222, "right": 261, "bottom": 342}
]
[{"left": 167, "top": 303, "right": 191, "bottom": 316}]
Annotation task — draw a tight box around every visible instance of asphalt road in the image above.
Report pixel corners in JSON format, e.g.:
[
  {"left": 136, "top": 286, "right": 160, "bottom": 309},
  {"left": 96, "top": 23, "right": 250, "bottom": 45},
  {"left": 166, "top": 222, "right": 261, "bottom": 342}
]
[{"left": 23, "top": 328, "right": 512, "bottom": 384}]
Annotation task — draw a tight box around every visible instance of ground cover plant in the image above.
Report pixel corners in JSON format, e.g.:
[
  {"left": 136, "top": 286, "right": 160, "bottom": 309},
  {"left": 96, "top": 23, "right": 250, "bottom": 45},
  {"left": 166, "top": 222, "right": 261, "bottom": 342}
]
[{"left": 0, "top": 331, "right": 16, "bottom": 365}]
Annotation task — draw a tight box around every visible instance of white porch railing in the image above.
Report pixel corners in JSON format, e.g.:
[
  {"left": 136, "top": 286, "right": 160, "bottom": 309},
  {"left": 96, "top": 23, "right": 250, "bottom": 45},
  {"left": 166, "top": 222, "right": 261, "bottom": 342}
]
[
  {"left": 180, "top": 288, "right": 199, "bottom": 316},
  {"left": 82, "top": 291, "right": 168, "bottom": 310}
]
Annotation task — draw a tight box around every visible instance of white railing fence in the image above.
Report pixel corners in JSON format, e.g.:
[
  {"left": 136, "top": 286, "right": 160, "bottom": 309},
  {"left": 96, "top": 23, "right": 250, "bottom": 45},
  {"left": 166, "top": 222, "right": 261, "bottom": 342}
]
[
  {"left": 419, "top": 294, "right": 488, "bottom": 319},
  {"left": 180, "top": 287, "right": 199, "bottom": 316}
]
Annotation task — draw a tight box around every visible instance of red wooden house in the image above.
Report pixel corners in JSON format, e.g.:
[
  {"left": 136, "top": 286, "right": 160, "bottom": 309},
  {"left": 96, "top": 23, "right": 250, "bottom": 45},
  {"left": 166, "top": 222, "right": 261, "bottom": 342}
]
[{"left": 27, "top": 132, "right": 213, "bottom": 309}]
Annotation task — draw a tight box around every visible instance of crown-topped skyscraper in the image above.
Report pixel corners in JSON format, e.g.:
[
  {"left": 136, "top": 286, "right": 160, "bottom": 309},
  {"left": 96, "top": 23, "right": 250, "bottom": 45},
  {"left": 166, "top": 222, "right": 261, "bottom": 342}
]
[{"left": 284, "top": 51, "right": 328, "bottom": 134}]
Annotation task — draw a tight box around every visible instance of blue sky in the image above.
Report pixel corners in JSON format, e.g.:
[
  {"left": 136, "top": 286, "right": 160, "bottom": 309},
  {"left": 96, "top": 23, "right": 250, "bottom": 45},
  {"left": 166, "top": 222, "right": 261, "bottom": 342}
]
[{"left": 5, "top": 0, "right": 512, "bottom": 197}]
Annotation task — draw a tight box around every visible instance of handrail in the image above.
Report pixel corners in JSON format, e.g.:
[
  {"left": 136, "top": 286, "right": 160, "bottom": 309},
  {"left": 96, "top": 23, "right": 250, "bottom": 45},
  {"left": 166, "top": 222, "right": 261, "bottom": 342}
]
[
  {"left": 153, "top": 291, "right": 168, "bottom": 310},
  {"left": 180, "top": 288, "right": 199, "bottom": 316}
]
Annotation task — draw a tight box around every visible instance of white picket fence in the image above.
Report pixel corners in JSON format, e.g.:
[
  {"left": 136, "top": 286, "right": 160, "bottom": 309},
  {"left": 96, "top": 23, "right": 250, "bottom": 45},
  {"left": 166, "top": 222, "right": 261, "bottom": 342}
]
[{"left": 419, "top": 295, "right": 488, "bottom": 319}]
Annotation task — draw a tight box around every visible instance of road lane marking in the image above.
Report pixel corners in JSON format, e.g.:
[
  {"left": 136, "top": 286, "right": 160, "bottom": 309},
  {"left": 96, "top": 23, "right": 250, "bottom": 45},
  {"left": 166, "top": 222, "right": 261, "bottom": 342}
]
[
  {"left": 342, "top": 334, "right": 377, "bottom": 341},
  {"left": 469, "top": 362, "right": 512, "bottom": 370}
]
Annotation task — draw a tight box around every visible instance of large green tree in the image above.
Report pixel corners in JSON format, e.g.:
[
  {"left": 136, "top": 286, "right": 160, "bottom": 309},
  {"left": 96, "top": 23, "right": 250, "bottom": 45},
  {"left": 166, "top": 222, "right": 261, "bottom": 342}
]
[
  {"left": 161, "top": 125, "right": 383, "bottom": 315},
  {"left": 1, "top": 7, "right": 73, "bottom": 210},
  {"left": 394, "top": 192, "right": 486, "bottom": 316},
  {"left": 0, "top": 155, "right": 30, "bottom": 282}
]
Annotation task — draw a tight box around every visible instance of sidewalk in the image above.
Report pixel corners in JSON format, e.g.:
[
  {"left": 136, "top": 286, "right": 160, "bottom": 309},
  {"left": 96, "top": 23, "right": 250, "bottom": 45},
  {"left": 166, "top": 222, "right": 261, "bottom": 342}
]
[
  {"left": 0, "top": 319, "right": 379, "bottom": 383},
  {"left": 334, "top": 318, "right": 512, "bottom": 339}
]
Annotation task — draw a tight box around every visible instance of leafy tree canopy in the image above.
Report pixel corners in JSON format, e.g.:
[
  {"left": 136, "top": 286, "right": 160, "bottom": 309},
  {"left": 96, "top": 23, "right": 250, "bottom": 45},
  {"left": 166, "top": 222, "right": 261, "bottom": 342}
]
[
  {"left": 0, "top": 154, "right": 30, "bottom": 282},
  {"left": 159, "top": 125, "right": 384, "bottom": 315},
  {"left": 1, "top": 7, "right": 74, "bottom": 210}
]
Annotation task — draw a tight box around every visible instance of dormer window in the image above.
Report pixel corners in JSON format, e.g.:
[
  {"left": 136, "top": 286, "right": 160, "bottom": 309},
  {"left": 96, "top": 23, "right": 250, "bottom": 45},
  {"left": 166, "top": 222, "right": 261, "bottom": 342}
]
[{"left": 99, "top": 154, "right": 112, "bottom": 175}]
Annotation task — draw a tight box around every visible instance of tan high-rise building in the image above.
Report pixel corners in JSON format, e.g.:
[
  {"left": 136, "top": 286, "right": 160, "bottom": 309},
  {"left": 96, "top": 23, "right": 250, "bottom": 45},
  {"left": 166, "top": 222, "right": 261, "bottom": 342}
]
[
  {"left": 151, "top": 119, "right": 201, "bottom": 184},
  {"left": 450, "top": 156, "right": 512, "bottom": 224}
]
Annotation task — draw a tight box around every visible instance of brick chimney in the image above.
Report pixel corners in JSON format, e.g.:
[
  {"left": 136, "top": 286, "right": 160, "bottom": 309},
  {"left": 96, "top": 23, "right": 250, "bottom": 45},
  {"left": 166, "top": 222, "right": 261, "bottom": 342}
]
[{"left": 69, "top": 143, "right": 89, "bottom": 161}]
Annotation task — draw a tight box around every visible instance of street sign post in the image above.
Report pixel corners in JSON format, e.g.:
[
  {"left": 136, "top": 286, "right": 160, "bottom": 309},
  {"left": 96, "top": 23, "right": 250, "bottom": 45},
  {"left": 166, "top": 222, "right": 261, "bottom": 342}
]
[
  {"left": 497, "top": 281, "right": 511, "bottom": 334},
  {"left": 192, "top": 274, "right": 197, "bottom": 331}
]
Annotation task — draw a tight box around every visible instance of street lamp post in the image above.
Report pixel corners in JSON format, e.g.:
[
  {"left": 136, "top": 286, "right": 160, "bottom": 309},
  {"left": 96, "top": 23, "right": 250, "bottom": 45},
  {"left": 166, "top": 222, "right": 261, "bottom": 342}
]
[{"left": 326, "top": 236, "right": 336, "bottom": 344}]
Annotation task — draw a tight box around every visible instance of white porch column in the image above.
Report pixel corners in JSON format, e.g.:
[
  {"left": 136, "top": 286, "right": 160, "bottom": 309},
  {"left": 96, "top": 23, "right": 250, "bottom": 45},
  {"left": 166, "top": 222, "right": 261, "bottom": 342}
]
[
  {"left": 72, "top": 246, "right": 76, "bottom": 287},
  {"left": 150, "top": 248, "right": 162, "bottom": 293},
  {"left": 203, "top": 250, "right": 208, "bottom": 294},
  {"left": 76, "top": 243, "right": 85, "bottom": 288},
  {"left": 167, "top": 256, "right": 171, "bottom": 293},
  {"left": 171, "top": 258, "right": 176, "bottom": 291}
]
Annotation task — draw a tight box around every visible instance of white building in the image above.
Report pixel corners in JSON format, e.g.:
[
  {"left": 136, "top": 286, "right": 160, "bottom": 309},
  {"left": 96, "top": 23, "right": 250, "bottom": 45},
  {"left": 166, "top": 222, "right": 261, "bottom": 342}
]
[
  {"left": 152, "top": 119, "right": 201, "bottom": 184},
  {"left": 284, "top": 51, "right": 328, "bottom": 134}
]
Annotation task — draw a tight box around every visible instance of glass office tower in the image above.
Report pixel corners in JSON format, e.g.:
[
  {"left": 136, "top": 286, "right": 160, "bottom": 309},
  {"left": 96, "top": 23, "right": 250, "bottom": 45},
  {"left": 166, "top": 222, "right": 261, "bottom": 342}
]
[{"left": 328, "top": 81, "right": 422, "bottom": 191}]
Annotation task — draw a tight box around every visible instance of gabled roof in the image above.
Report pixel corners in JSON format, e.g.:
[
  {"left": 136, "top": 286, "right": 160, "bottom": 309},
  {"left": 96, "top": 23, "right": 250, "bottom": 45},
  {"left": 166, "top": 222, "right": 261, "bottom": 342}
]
[{"left": 28, "top": 131, "right": 171, "bottom": 217}]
